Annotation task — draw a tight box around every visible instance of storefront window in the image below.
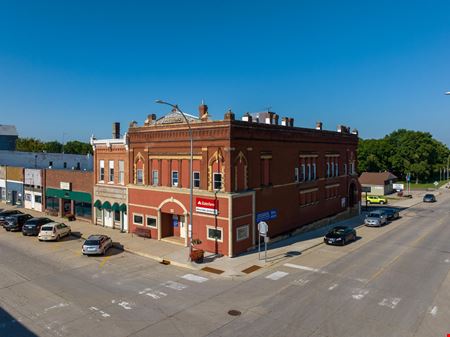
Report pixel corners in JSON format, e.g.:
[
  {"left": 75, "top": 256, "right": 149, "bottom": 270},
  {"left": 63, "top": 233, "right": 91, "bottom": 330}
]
[
  {"left": 46, "top": 197, "right": 59, "bottom": 210},
  {"left": 35, "top": 195, "right": 42, "bottom": 204},
  {"left": 74, "top": 201, "right": 92, "bottom": 218},
  {"left": 114, "top": 210, "right": 121, "bottom": 222}
]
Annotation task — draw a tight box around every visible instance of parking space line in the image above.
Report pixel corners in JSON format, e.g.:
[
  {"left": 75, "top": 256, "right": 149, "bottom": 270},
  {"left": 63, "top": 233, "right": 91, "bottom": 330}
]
[
  {"left": 181, "top": 274, "right": 209, "bottom": 283},
  {"left": 99, "top": 256, "right": 111, "bottom": 268}
]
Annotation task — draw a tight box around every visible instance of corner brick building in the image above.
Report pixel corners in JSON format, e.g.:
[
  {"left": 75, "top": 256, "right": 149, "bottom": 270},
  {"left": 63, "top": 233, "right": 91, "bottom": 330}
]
[{"left": 127, "top": 104, "right": 360, "bottom": 257}]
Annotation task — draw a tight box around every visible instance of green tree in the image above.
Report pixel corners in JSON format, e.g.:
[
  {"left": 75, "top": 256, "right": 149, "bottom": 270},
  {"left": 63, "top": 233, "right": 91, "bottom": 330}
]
[
  {"left": 63, "top": 141, "right": 93, "bottom": 155},
  {"left": 44, "top": 141, "right": 63, "bottom": 153},
  {"left": 16, "top": 138, "right": 45, "bottom": 152}
]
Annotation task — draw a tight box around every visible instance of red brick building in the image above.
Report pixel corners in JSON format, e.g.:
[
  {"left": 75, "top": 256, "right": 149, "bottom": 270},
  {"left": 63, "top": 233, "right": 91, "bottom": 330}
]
[
  {"left": 91, "top": 123, "right": 130, "bottom": 231},
  {"left": 44, "top": 169, "right": 93, "bottom": 221},
  {"left": 127, "top": 105, "right": 360, "bottom": 257}
]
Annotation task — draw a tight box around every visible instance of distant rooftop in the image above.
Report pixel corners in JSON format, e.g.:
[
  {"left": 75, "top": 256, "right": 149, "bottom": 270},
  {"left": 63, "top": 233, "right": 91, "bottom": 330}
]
[{"left": 0, "top": 125, "right": 18, "bottom": 137}]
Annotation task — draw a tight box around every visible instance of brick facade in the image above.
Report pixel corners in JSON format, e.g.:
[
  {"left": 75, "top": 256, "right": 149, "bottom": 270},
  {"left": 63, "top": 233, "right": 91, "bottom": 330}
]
[{"left": 126, "top": 106, "right": 360, "bottom": 257}]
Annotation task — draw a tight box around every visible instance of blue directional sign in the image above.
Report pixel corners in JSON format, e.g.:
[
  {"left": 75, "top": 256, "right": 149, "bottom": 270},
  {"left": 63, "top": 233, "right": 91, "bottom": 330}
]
[{"left": 256, "top": 209, "right": 278, "bottom": 223}]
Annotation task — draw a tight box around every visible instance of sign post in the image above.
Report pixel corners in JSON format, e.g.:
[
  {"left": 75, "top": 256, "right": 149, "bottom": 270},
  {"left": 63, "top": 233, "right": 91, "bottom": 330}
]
[{"left": 257, "top": 221, "right": 269, "bottom": 262}]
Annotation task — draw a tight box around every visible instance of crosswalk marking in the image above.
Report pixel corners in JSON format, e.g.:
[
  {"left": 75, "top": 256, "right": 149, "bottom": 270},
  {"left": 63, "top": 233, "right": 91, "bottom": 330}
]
[
  {"left": 182, "top": 274, "right": 209, "bottom": 283},
  {"left": 328, "top": 283, "right": 338, "bottom": 291},
  {"left": 265, "top": 271, "right": 289, "bottom": 280},
  {"left": 283, "top": 263, "right": 325, "bottom": 274}
]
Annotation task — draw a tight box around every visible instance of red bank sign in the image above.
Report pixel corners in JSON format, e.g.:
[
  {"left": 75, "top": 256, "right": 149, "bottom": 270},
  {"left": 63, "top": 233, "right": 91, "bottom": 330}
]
[{"left": 195, "top": 198, "right": 219, "bottom": 215}]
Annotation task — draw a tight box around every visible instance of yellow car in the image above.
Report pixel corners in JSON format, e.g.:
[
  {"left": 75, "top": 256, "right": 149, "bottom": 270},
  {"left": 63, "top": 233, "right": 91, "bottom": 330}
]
[{"left": 366, "top": 195, "right": 388, "bottom": 205}]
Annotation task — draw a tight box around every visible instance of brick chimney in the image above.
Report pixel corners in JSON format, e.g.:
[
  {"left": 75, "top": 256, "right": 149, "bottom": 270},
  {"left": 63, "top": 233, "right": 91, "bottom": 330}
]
[
  {"left": 288, "top": 118, "right": 294, "bottom": 127},
  {"left": 144, "top": 114, "right": 157, "bottom": 126},
  {"left": 112, "top": 122, "right": 120, "bottom": 139},
  {"left": 199, "top": 100, "right": 208, "bottom": 121},
  {"left": 273, "top": 114, "right": 279, "bottom": 125},
  {"left": 242, "top": 112, "right": 252, "bottom": 122},
  {"left": 316, "top": 121, "right": 323, "bottom": 130},
  {"left": 265, "top": 112, "right": 274, "bottom": 124},
  {"left": 224, "top": 109, "right": 235, "bottom": 121}
]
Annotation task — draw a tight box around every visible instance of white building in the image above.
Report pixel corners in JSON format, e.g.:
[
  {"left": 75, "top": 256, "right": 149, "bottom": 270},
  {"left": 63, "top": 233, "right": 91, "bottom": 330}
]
[{"left": 0, "top": 150, "right": 93, "bottom": 171}]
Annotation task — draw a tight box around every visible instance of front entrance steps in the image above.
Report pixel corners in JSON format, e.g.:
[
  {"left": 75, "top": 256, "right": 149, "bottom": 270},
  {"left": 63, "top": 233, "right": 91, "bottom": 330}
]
[{"left": 161, "top": 236, "right": 185, "bottom": 246}]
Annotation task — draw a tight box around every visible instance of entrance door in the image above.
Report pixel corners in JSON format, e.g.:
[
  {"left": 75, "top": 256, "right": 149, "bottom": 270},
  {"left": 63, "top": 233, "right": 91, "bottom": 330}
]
[
  {"left": 179, "top": 215, "right": 186, "bottom": 239},
  {"left": 104, "top": 210, "right": 113, "bottom": 228},
  {"left": 62, "top": 199, "right": 71, "bottom": 216},
  {"left": 31, "top": 192, "right": 35, "bottom": 209}
]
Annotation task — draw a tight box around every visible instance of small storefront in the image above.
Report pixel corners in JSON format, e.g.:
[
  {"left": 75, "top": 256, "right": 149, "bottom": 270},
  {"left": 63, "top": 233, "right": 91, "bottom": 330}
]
[
  {"left": 45, "top": 186, "right": 92, "bottom": 220},
  {"left": 24, "top": 169, "right": 43, "bottom": 212},
  {"left": 44, "top": 169, "right": 94, "bottom": 222},
  {"left": 93, "top": 185, "right": 128, "bottom": 232},
  {"left": 6, "top": 166, "right": 24, "bottom": 206}
]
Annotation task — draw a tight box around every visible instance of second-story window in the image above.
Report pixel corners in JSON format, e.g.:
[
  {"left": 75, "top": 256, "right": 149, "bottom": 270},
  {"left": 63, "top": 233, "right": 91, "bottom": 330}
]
[
  {"left": 99, "top": 160, "right": 105, "bottom": 182},
  {"left": 213, "top": 173, "right": 222, "bottom": 190},
  {"left": 172, "top": 171, "right": 179, "bottom": 187},
  {"left": 335, "top": 162, "right": 339, "bottom": 176},
  {"left": 118, "top": 160, "right": 124, "bottom": 184},
  {"left": 136, "top": 169, "right": 143, "bottom": 185},
  {"left": 193, "top": 171, "right": 200, "bottom": 188},
  {"left": 307, "top": 164, "right": 311, "bottom": 181},
  {"left": 301, "top": 164, "right": 306, "bottom": 182},
  {"left": 152, "top": 170, "right": 159, "bottom": 186},
  {"left": 344, "top": 163, "right": 348, "bottom": 175},
  {"left": 109, "top": 160, "right": 114, "bottom": 182},
  {"left": 312, "top": 163, "right": 317, "bottom": 180},
  {"left": 326, "top": 162, "right": 330, "bottom": 178},
  {"left": 294, "top": 167, "right": 299, "bottom": 182}
]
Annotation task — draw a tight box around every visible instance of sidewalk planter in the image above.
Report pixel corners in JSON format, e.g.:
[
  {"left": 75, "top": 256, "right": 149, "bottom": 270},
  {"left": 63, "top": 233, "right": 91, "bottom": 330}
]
[
  {"left": 190, "top": 249, "right": 204, "bottom": 263},
  {"left": 66, "top": 214, "right": 76, "bottom": 221}
]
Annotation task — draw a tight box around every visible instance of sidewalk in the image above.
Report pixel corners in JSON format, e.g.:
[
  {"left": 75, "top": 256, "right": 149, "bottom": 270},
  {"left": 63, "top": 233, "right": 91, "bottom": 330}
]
[{"left": 0, "top": 192, "right": 431, "bottom": 277}]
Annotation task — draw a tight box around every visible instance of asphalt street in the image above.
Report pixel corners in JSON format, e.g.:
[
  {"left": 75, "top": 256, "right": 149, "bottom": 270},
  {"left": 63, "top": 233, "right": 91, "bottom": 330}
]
[{"left": 0, "top": 191, "right": 449, "bottom": 337}]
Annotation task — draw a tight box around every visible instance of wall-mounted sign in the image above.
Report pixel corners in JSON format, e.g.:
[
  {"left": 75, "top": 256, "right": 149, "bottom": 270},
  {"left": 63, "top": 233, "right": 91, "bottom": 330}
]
[
  {"left": 60, "top": 182, "right": 72, "bottom": 190},
  {"left": 393, "top": 183, "right": 404, "bottom": 191},
  {"left": 256, "top": 209, "right": 278, "bottom": 223},
  {"left": 195, "top": 197, "right": 219, "bottom": 215}
]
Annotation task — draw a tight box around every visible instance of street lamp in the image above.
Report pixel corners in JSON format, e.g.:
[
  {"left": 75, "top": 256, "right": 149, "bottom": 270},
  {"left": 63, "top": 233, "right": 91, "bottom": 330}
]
[{"left": 155, "top": 100, "right": 194, "bottom": 258}]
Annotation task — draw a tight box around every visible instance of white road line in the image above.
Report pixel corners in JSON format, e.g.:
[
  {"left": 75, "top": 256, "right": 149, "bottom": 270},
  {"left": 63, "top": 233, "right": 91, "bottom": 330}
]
[
  {"left": 429, "top": 306, "right": 438, "bottom": 316},
  {"left": 182, "top": 274, "right": 209, "bottom": 283},
  {"left": 89, "top": 307, "right": 99, "bottom": 311},
  {"left": 146, "top": 290, "right": 167, "bottom": 299},
  {"left": 378, "top": 297, "right": 401, "bottom": 309},
  {"left": 444, "top": 259, "right": 450, "bottom": 263},
  {"left": 44, "top": 303, "right": 68, "bottom": 312},
  {"left": 328, "top": 283, "right": 338, "bottom": 291},
  {"left": 117, "top": 301, "right": 132, "bottom": 310},
  {"left": 265, "top": 271, "right": 289, "bottom": 280},
  {"left": 283, "top": 263, "right": 326, "bottom": 274},
  {"left": 293, "top": 278, "right": 310, "bottom": 286},
  {"left": 162, "top": 281, "right": 188, "bottom": 291},
  {"left": 351, "top": 288, "right": 369, "bottom": 300}
]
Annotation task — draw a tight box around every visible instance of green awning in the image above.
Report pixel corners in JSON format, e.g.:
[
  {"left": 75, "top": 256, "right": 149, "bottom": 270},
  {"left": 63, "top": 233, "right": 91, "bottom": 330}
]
[
  {"left": 111, "top": 202, "right": 120, "bottom": 211},
  {"left": 94, "top": 200, "right": 102, "bottom": 209},
  {"left": 102, "top": 201, "right": 112, "bottom": 210},
  {"left": 119, "top": 203, "right": 127, "bottom": 212},
  {"left": 46, "top": 188, "right": 92, "bottom": 203}
]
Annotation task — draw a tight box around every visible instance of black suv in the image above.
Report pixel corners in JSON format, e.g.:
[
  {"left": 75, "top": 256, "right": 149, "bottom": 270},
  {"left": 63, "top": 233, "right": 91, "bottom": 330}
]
[
  {"left": 0, "top": 210, "right": 23, "bottom": 227},
  {"left": 22, "top": 217, "right": 53, "bottom": 236},
  {"left": 4, "top": 214, "right": 33, "bottom": 232}
]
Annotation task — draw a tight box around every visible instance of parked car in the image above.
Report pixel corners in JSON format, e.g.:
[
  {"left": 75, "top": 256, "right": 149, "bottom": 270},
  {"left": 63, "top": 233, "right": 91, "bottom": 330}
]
[
  {"left": 366, "top": 195, "right": 388, "bottom": 205},
  {"left": 423, "top": 194, "right": 436, "bottom": 203},
  {"left": 364, "top": 210, "right": 388, "bottom": 227},
  {"left": 22, "top": 217, "right": 53, "bottom": 236},
  {"left": 0, "top": 210, "right": 23, "bottom": 226},
  {"left": 381, "top": 208, "right": 400, "bottom": 221},
  {"left": 324, "top": 226, "right": 356, "bottom": 246},
  {"left": 3, "top": 214, "right": 33, "bottom": 231},
  {"left": 38, "top": 222, "right": 71, "bottom": 241},
  {"left": 82, "top": 235, "right": 113, "bottom": 255}
]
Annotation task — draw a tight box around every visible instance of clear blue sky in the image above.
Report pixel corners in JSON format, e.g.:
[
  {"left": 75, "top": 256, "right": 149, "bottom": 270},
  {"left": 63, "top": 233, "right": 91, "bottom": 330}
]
[{"left": 1, "top": 0, "right": 450, "bottom": 145}]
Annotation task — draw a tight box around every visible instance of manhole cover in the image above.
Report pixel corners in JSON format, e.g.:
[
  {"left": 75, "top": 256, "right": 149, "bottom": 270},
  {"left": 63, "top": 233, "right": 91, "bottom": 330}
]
[{"left": 228, "top": 310, "right": 241, "bottom": 316}]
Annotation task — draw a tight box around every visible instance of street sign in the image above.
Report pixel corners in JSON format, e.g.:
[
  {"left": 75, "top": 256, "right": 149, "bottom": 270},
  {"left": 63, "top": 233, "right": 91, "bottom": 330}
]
[
  {"left": 434, "top": 181, "right": 439, "bottom": 187},
  {"left": 257, "top": 221, "right": 269, "bottom": 262},
  {"left": 393, "top": 183, "right": 404, "bottom": 191},
  {"left": 256, "top": 209, "right": 278, "bottom": 223},
  {"left": 258, "top": 221, "right": 269, "bottom": 236},
  {"left": 361, "top": 186, "right": 371, "bottom": 193}
]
